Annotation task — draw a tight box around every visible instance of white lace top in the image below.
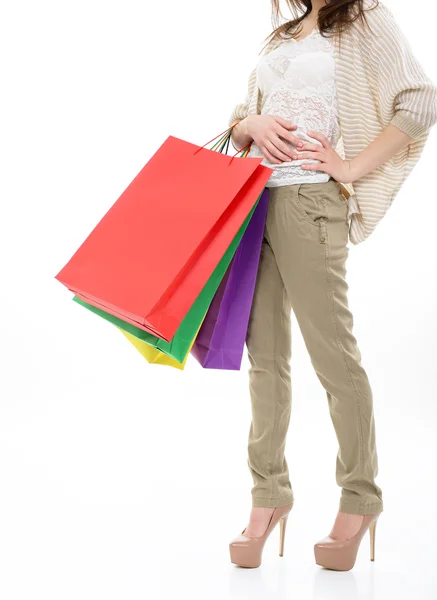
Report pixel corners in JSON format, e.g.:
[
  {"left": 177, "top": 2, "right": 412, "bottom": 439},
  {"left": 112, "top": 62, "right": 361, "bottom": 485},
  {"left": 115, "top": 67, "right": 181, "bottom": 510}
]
[{"left": 246, "top": 27, "right": 340, "bottom": 188}]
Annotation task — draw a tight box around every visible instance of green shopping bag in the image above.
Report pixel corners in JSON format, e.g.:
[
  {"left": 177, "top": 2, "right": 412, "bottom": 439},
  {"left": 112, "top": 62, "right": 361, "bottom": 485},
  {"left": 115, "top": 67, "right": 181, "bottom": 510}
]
[{"left": 73, "top": 194, "right": 260, "bottom": 363}]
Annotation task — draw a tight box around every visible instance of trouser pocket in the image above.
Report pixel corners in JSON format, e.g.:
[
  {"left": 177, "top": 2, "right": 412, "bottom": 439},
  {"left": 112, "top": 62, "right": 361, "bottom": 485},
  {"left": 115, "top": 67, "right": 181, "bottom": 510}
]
[{"left": 295, "top": 182, "right": 329, "bottom": 244}]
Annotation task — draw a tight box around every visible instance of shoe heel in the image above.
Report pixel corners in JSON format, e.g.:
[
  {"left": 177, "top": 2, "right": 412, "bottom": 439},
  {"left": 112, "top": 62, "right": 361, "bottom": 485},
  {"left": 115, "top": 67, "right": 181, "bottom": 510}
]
[
  {"left": 229, "top": 502, "right": 293, "bottom": 568},
  {"left": 279, "top": 514, "right": 289, "bottom": 557},
  {"left": 369, "top": 520, "right": 377, "bottom": 562}
]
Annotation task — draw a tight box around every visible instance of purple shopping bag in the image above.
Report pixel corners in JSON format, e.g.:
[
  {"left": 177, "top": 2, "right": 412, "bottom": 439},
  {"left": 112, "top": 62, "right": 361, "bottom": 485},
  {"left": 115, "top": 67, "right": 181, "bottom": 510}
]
[{"left": 190, "top": 187, "right": 270, "bottom": 370}]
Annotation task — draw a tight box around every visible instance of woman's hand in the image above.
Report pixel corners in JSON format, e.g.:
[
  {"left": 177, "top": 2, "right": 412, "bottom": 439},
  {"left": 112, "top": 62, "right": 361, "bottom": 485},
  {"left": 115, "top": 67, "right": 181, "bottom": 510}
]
[
  {"left": 245, "top": 115, "right": 305, "bottom": 164},
  {"left": 292, "top": 130, "right": 354, "bottom": 183}
]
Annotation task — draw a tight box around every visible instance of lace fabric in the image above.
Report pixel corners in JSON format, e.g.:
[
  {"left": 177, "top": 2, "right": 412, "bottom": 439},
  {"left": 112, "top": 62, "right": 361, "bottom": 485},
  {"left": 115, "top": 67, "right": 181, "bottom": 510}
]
[{"left": 247, "top": 28, "right": 341, "bottom": 188}]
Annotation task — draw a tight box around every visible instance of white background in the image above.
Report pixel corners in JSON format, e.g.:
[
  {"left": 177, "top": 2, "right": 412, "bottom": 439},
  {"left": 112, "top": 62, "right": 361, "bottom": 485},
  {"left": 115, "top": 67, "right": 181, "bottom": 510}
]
[{"left": 1, "top": 1, "right": 436, "bottom": 598}]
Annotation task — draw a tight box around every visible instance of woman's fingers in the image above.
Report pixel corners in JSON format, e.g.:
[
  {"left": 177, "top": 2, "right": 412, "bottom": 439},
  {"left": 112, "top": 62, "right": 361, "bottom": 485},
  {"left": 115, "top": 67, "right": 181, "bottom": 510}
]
[
  {"left": 256, "top": 121, "right": 330, "bottom": 164},
  {"left": 275, "top": 125, "right": 304, "bottom": 148},
  {"left": 270, "top": 134, "right": 297, "bottom": 159},
  {"left": 273, "top": 116, "right": 297, "bottom": 130},
  {"left": 265, "top": 139, "right": 295, "bottom": 162},
  {"left": 261, "top": 145, "right": 283, "bottom": 164},
  {"left": 306, "top": 130, "right": 329, "bottom": 149},
  {"left": 297, "top": 141, "right": 322, "bottom": 151},
  {"left": 272, "top": 116, "right": 303, "bottom": 147},
  {"left": 294, "top": 151, "right": 324, "bottom": 161}
]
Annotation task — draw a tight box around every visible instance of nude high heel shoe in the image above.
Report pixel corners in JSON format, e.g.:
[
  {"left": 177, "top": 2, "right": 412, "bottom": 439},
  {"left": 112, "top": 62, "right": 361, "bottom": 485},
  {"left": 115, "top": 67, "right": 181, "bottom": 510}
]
[
  {"left": 314, "top": 512, "right": 380, "bottom": 571},
  {"left": 229, "top": 503, "right": 293, "bottom": 568}
]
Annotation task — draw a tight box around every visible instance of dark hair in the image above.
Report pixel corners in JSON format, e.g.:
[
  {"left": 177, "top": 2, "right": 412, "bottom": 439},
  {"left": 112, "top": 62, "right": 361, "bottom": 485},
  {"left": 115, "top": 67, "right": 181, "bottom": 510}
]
[{"left": 263, "top": 0, "right": 380, "bottom": 51}]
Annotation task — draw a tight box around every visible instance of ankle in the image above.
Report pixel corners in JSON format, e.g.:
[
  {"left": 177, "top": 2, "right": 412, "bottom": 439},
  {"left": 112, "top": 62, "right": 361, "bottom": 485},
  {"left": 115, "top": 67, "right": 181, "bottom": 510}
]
[{"left": 250, "top": 507, "right": 275, "bottom": 520}]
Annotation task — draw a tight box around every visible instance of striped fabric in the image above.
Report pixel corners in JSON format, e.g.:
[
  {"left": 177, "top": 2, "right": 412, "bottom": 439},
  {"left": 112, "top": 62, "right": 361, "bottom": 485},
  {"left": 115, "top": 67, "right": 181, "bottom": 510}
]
[{"left": 228, "top": 0, "right": 437, "bottom": 245}]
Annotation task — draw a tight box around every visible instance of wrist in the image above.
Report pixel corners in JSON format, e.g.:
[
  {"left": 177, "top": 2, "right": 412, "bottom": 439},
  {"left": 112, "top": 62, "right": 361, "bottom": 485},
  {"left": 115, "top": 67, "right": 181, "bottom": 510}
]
[
  {"left": 241, "top": 116, "right": 251, "bottom": 137},
  {"left": 232, "top": 116, "right": 252, "bottom": 138},
  {"left": 231, "top": 116, "right": 254, "bottom": 151},
  {"left": 346, "top": 158, "right": 364, "bottom": 183}
]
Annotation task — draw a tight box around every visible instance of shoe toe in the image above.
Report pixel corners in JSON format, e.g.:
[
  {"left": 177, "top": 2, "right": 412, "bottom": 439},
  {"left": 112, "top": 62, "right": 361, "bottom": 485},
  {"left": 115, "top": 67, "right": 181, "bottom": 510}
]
[
  {"left": 314, "top": 535, "right": 335, "bottom": 548},
  {"left": 229, "top": 534, "right": 253, "bottom": 546}
]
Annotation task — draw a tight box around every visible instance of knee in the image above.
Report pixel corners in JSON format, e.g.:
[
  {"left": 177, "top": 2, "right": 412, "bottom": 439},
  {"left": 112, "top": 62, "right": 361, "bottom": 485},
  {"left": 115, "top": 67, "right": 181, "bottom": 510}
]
[{"left": 247, "top": 345, "right": 291, "bottom": 374}]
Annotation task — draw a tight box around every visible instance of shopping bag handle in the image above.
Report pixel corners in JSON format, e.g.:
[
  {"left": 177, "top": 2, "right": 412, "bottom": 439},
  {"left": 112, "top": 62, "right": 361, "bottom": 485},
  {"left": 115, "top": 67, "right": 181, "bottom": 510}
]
[{"left": 193, "top": 122, "right": 252, "bottom": 165}]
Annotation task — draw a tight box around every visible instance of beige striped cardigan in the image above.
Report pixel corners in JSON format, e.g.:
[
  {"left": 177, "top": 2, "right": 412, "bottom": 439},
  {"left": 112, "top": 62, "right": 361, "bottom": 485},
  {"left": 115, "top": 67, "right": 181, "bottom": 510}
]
[{"left": 228, "top": 0, "right": 437, "bottom": 245}]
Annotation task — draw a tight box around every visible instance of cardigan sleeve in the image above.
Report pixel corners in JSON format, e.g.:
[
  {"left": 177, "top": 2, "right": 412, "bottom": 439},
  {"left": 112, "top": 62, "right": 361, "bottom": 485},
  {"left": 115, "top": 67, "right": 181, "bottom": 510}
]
[
  {"left": 361, "top": 3, "right": 437, "bottom": 141},
  {"left": 227, "top": 65, "right": 257, "bottom": 129}
]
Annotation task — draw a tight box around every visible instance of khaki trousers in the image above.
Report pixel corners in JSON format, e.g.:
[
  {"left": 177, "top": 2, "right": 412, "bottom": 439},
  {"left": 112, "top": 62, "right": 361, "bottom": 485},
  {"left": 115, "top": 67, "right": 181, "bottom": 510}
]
[{"left": 245, "top": 177, "right": 383, "bottom": 515}]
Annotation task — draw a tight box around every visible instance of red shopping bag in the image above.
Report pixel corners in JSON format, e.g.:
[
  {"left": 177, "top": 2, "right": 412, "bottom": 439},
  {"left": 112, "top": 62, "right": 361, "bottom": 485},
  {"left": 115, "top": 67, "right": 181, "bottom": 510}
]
[{"left": 55, "top": 127, "right": 272, "bottom": 342}]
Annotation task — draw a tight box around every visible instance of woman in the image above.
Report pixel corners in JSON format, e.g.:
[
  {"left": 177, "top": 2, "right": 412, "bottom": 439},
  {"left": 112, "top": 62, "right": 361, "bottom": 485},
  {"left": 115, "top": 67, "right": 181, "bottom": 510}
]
[{"left": 228, "top": 0, "right": 437, "bottom": 571}]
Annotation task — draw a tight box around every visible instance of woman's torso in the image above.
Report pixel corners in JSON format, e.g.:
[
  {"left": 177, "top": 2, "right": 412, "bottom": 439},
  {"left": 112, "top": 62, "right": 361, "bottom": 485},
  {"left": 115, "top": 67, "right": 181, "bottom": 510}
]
[{"left": 247, "top": 27, "right": 340, "bottom": 188}]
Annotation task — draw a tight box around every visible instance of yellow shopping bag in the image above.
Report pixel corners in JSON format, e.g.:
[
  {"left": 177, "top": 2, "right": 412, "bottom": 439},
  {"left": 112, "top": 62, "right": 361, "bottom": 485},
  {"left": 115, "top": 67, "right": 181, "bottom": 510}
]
[{"left": 118, "top": 317, "right": 205, "bottom": 370}]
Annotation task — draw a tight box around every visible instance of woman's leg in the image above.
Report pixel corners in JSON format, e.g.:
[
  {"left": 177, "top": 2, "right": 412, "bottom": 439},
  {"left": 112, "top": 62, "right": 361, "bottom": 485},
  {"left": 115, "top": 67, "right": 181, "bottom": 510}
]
[
  {"left": 264, "top": 179, "right": 383, "bottom": 516},
  {"left": 245, "top": 225, "right": 294, "bottom": 510}
]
